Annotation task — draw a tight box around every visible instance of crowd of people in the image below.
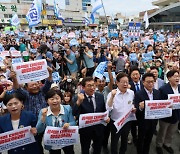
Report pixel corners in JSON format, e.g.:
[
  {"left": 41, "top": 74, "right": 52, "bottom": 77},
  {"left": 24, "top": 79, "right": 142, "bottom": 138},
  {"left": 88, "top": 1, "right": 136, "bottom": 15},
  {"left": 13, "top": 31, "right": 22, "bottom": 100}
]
[{"left": 0, "top": 27, "right": 179, "bottom": 154}]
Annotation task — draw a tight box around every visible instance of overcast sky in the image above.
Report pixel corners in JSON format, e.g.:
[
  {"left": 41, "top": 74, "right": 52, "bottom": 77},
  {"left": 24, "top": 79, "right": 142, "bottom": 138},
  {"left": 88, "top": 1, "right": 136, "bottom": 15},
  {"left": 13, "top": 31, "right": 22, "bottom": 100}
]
[{"left": 46, "top": 0, "right": 158, "bottom": 17}]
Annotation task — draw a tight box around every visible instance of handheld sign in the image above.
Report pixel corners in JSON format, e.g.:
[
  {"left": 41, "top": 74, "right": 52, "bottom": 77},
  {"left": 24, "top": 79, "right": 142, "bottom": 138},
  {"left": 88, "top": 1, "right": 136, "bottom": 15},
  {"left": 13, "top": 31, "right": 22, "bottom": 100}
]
[
  {"left": 168, "top": 94, "right": 180, "bottom": 109},
  {"left": 79, "top": 111, "right": 109, "bottom": 129},
  {"left": 114, "top": 106, "right": 136, "bottom": 133},
  {"left": 12, "top": 59, "right": 49, "bottom": 84},
  {"left": 145, "top": 100, "right": 172, "bottom": 119},
  {"left": 44, "top": 126, "right": 79, "bottom": 148},
  {"left": 0, "top": 126, "right": 35, "bottom": 152}
]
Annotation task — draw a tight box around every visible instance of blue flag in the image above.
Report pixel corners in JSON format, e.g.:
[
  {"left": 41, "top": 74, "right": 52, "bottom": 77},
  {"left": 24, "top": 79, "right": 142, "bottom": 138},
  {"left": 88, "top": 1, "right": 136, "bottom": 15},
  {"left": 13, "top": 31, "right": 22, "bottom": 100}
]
[
  {"left": 91, "top": 0, "right": 103, "bottom": 24},
  {"left": 54, "top": 0, "right": 64, "bottom": 21},
  {"left": 26, "top": 0, "right": 42, "bottom": 27}
]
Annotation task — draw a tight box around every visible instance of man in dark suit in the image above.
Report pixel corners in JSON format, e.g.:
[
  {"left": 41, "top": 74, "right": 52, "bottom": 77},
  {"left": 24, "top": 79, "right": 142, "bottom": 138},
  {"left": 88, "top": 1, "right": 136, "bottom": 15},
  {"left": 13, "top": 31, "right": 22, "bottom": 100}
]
[
  {"left": 134, "top": 73, "right": 160, "bottom": 154},
  {"left": 129, "top": 67, "right": 144, "bottom": 145},
  {"left": 73, "top": 77, "right": 109, "bottom": 154},
  {"left": 156, "top": 70, "right": 180, "bottom": 154}
]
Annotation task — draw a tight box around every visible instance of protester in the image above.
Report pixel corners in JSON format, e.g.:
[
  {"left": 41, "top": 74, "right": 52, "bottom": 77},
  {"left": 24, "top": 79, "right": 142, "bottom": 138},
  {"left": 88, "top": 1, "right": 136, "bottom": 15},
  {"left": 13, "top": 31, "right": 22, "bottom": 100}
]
[
  {"left": 0, "top": 92, "right": 39, "bottom": 154},
  {"left": 106, "top": 72, "right": 136, "bottom": 154},
  {"left": 36, "top": 89, "right": 76, "bottom": 154}
]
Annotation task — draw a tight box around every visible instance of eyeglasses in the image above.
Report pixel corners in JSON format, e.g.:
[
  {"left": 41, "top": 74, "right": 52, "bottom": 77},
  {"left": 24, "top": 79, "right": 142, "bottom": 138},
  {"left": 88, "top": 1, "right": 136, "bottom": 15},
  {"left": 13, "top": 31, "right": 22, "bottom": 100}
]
[
  {"left": 86, "top": 84, "right": 95, "bottom": 88},
  {"left": 119, "top": 81, "right": 129, "bottom": 85},
  {"left": 145, "top": 80, "right": 154, "bottom": 84}
]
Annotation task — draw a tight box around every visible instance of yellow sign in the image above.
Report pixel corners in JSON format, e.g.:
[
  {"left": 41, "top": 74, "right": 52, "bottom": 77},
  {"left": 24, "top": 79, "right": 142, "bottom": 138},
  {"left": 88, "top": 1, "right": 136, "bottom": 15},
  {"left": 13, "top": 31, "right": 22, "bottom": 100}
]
[
  {"left": 42, "top": 10, "right": 47, "bottom": 15},
  {"left": 42, "top": 19, "right": 62, "bottom": 26}
]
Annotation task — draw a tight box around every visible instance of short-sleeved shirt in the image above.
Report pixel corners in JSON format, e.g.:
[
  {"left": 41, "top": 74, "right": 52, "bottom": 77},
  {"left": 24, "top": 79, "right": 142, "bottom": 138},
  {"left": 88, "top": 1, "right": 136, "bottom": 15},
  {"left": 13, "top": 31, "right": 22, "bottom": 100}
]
[{"left": 66, "top": 52, "right": 78, "bottom": 73}]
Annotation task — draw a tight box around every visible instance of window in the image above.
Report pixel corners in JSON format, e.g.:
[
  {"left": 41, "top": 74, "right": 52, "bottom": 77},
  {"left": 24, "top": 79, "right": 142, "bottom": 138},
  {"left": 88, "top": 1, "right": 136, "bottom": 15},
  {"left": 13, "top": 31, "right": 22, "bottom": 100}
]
[
  {"left": 18, "top": 15, "right": 21, "bottom": 18},
  {"left": 22, "top": 15, "right": 26, "bottom": 18},
  {"left": 82, "top": 7, "right": 87, "bottom": 11},
  {"left": 65, "top": 0, "right": 70, "bottom": 5},
  {"left": 4, "top": 14, "right": 8, "bottom": 18}
]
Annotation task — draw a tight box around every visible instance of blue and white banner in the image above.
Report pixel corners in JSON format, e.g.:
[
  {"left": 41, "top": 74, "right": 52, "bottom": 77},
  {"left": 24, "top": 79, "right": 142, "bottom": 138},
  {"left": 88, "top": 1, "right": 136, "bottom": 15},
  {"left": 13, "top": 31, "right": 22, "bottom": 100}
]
[
  {"left": 52, "top": 72, "right": 61, "bottom": 83},
  {"left": 26, "top": 0, "right": 42, "bottom": 27},
  {"left": 11, "top": 14, "right": 20, "bottom": 26},
  {"left": 91, "top": 0, "right": 103, "bottom": 23},
  {"left": 84, "top": 12, "right": 90, "bottom": 26},
  {"left": 54, "top": 0, "right": 64, "bottom": 21},
  {"left": 93, "top": 62, "right": 108, "bottom": 80},
  {"left": 12, "top": 58, "right": 23, "bottom": 64}
]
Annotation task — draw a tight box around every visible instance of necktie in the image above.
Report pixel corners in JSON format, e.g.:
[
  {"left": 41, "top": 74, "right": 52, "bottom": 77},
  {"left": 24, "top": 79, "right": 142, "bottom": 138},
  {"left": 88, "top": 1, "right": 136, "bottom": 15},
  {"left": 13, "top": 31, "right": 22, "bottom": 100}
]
[
  {"left": 136, "top": 83, "right": 140, "bottom": 91},
  {"left": 88, "top": 96, "right": 95, "bottom": 112},
  {"left": 54, "top": 117, "right": 59, "bottom": 127}
]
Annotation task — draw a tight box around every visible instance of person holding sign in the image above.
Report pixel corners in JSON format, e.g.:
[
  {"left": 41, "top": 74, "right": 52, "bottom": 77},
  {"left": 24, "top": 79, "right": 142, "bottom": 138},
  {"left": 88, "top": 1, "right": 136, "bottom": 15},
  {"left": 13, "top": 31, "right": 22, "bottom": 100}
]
[
  {"left": 73, "top": 77, "right": 110, "bottom": 154},
  {"left": 156, "top": 70, "right": 180, "bottom": 154},
  {"left": 10, "top": 67, "right": 53, "bottom": 154},
  {"left": 36, "top": 89, "right": 76, "bottom": 154},
  {"left": 134, "top": 73, "right": 160, "bottom": 154},
  {"left": 106, "top": 72, "right": 135, "bottom": 154},
  {"left": 0, "top": 92, "right": 39, "bottom": 154}
]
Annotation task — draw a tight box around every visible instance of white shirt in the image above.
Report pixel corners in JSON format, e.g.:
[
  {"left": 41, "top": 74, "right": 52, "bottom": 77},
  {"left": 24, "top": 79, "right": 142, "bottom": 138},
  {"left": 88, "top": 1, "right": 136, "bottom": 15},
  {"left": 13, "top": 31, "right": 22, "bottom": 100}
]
[
  {"left": 11, "top": 119, "right": 20, "bottom": 130},
  {"left": 106, "top": 88, "right": 134, "bottom": 121},
  {"left": 85, "top": 93, "right": 96, "bottom": 112},
  {"left": 144, "top": 88, "right": 153, "bottom": 100},
  {"left": 47, "top": 104, "right": 65, "bottom": 127},
  {"left": 172, "top": 86, "right": 179, "bottom": 94},
  {"left": 154, "top": 80, "right": 158, "bottom": 90}
]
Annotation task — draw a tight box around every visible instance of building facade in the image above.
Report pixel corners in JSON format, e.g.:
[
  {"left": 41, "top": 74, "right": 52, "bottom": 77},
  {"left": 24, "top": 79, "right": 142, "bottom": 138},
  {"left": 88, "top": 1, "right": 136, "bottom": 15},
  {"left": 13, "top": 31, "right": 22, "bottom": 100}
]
[
  {"left": 0, "top": 0, "right": 93, "bottom": 29},
  {"left": 149, "top": 0, "right": 180, "bottom": 30}
]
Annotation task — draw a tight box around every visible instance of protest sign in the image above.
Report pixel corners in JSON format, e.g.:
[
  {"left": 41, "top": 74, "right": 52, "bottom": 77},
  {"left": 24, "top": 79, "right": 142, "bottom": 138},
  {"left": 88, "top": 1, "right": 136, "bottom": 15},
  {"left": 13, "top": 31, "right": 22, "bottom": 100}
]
[
  {"left": 68, "top": 32, "right": 75, "bottom": 38},
  {"left": 0, "top": 126, "right": 35, "bottom": 152},
  {"left": 145, "top": 100, "right": 172, "bottom": 119},
  {"left": 52, "top": 72, "right": 61, "bottom": 83},
  {"left": 0, "top": 51, "right": 10, "bottom": 58},
  {"left": 111, "top": 40, "right": 119, "bottom": 46},
  {"left": 103, "top": 72, "right": 116, "bottom": 82},
  {"left": 12, "top": 57, "right": 23, "bottom": 64},
  {"left": 168, "top": 94, "right": 180, "bottom": 109},
  {"left": 114, "top": 106, "right": 136, "bottom": 133},
  {"left": 44, "top": 126, "right": 79, "bottom": 148},
  {"left": 93, "top": 62, "right": 108, "bottom": 80},
  {"left": 129, "top": 53, "right": 138, "bottom": 62},
  {"left": 22, "top": 51, "right": 29, "bottom": 57},
  {"left": 79, "top": 111, "right": 109, "bottom": 129},
  {"left": 10, "top": 50, "right": 21, "bottom": 57},
  {"left": 12, "top": 59, "right": 49, "bottom": 84}
]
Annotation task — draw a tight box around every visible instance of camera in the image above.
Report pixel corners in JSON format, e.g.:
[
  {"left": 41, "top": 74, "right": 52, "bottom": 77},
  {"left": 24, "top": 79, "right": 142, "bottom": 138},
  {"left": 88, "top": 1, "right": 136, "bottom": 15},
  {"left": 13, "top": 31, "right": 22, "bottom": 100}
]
[{"left": 79, "top": 45, "right": 85, "bottom": 60}]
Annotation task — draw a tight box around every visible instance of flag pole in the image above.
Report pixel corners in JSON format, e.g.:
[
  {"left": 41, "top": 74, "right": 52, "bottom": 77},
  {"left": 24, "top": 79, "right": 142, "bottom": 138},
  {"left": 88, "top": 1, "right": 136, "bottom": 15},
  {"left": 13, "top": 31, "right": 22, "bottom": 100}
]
[{"left": 101, "top": 0, "right": 108, "bottom": 25}]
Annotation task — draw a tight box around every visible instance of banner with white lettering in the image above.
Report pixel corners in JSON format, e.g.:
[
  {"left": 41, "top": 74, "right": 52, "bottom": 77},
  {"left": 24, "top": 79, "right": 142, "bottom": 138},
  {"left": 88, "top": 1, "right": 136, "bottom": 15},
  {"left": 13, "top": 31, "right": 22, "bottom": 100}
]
[
  {"left": 145, "top": 100, "right": 173, "bottom": 119},
  {"left": 114, "top": 106, "right": 136, "bottom": 133},
  {"left": 168, "top": 94, "right": 180, "bottom": 110},
  {"left": 0, "top": 126, "right": 35, "bottom": 152},
  {"left": 44, "top": 126, "right": 79, "bottom": 148},
  {"left": 79, "top": 111, "right": 109, "bottom": 129},
  {"left": 12, "top": 59, "right": 49, "bottom": 84}
]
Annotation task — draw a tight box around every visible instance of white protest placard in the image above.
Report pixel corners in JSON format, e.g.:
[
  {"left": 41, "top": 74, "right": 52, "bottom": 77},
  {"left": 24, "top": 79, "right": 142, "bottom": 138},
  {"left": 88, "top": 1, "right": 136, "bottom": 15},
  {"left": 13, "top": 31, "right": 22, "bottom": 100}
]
[
  {"left": 79, "top": 111, "right": 109, "bottom": 129},
  {"left": 0, "top": 126, "right": 35, "bottom": 152},
  {"left": 0, "top": 51, "right": 10, "bottom": 58},
  {"left": 10, "top": 50, "right": 21, "bottom": 57},
  {"left": 12, "top": 57, "right": 23, "bottom": 64},
  {"left": 168, "top": 94, "right": 180, "bottom": 109},
  {"left": 93, "top": 62, "right": 108, "bottom": 80},
  {"left": 114, "top": 106, "right": 136, "bottom": 133},
  {"left": 12, "top": 59, "right": 49, "bottom": 84},
  {"left": 22, "top": 51, "right": 29, "bottom": 57},
  {"left": 44, "top": 126, "right": 79, "bottom": 148},
  {"left": 68, "top": 32, "right": 75, "bottom": 38},
  {"left": 111, "top": 40, "right": 119, "bottom": 46},
  {"left": 145, "top": 100, "right": 172, "bottom": 119}
]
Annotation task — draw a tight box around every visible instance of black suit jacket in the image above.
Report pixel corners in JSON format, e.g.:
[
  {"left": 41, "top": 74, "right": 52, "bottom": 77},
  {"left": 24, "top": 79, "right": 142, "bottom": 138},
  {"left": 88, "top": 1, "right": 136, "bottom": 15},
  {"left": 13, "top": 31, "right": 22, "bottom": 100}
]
[
  {"left": 159, "top": 83, "right": 180, "bottom": 124},
  {"left": 129, "top": 80, "right": 144, "bottom": 94},
  {"left": 73, "top": 92, "right": 106, "bottom": 135},
  {"left": 134, "top": 88, "right": 160, "bottom": 127}
]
